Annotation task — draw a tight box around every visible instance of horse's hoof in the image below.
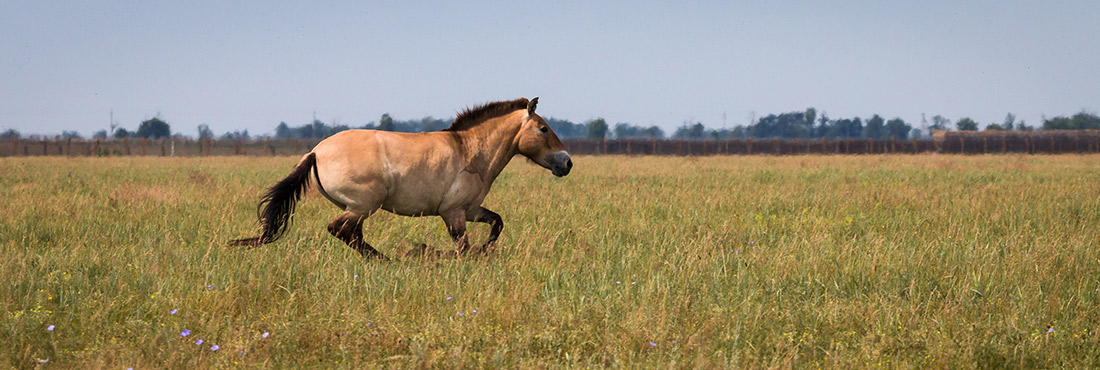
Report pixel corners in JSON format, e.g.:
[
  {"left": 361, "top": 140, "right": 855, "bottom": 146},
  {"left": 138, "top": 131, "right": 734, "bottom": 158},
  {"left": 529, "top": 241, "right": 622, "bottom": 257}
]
[{"left": 405, "top": 243, "right": 431, "bottom": 257}]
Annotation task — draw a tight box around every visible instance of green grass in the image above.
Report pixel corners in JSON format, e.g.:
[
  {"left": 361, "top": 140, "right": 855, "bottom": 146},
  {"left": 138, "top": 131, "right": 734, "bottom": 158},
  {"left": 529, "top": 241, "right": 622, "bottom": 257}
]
[{"left": 2, "top": 154, "right": 1099, "bottom": 368}]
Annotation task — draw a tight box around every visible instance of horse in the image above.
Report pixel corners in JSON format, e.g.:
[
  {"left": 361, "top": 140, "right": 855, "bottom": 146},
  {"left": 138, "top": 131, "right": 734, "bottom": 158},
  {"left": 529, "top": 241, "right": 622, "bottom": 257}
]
[{"left": 230, "top": 97, "right": 572, "bottom": 259}]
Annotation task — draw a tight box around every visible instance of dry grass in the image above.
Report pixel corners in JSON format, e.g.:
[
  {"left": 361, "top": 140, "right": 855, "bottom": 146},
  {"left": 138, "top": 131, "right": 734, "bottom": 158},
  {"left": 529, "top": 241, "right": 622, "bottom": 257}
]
[{"left": 1, "top": 154, "right": 1099, "bottom": 368}]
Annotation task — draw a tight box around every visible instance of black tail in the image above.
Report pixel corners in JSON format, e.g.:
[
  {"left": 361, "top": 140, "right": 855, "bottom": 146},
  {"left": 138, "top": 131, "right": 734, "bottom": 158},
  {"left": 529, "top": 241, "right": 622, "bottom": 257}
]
[{"left": 230, "top": 152, "right": 318, "bottom": 247}]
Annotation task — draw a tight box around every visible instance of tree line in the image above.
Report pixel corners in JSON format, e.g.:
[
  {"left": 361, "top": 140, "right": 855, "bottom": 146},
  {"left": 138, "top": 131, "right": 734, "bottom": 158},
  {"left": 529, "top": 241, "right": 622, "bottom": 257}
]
[{"left": 4, "top": 110, "right": 1099, "bottom": 141}]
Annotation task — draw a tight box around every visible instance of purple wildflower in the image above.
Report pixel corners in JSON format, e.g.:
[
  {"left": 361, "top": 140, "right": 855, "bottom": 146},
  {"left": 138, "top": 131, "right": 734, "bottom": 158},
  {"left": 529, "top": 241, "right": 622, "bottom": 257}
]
[
  {"left": 458, "top": 312, "right": 464, "bottom": 316},
  {"left": 180, "top": 329, "right": 191, "bottom": 337},
  {"left": 649, "top": 342, "right": 657, "bottom": 347},
  {"left": 46, "top": 325, "right": 55, "bottom": 331},
  {"left": 262, "top": 332, "right": 270, "bottom": 338},
  {"left": 210, "top": 344, "right": 220, "bottom": 351},
  {"left": 195, "top": 339, "right": 204, "bottom": 345},
  {"left": 445, "top": 296, "right": 452, "bottom": 301},
  {"left": 170, "top": 308, "right": 178, "bottom": 315},
  {"left": 1048, "top": 327, "right": 1054, "bottom": 333}
]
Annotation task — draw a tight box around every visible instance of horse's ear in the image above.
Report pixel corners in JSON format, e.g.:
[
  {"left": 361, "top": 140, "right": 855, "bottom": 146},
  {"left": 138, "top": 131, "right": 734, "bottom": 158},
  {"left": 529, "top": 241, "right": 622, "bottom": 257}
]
[{"left": 527, "top": 97, "right": 539, "bottom": 115}]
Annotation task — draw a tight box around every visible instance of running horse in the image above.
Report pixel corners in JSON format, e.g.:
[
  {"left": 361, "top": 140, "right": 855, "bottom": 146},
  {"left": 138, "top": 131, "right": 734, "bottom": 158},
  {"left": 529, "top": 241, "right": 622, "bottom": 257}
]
[{"left": 230, "top": 97, "right": 572, "bottom": 259}]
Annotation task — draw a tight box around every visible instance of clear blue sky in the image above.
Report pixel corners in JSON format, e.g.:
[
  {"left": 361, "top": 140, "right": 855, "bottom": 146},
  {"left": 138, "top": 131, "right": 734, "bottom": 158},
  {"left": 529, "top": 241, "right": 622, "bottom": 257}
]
[{"left": 2, "top": 1, "right": 1098, "bottom": 137}]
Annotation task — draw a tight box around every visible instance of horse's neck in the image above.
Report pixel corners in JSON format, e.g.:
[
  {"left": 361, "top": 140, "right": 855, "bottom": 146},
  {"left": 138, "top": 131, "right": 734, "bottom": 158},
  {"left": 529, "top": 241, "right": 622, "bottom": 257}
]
[{"left": 456, "top": 117, "right": 521, "bottom": 181}]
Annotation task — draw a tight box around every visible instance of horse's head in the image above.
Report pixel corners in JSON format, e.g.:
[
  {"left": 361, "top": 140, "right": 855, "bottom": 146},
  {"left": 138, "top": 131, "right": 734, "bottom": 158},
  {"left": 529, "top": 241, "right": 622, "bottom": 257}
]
[{"left": 516, "top": 97, "right": 572, "bottom": 177}]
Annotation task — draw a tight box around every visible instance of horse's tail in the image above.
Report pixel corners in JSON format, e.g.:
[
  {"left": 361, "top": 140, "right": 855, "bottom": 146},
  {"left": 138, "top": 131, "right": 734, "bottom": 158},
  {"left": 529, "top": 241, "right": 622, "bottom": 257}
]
[{"left": 229, "top": 152, "right": 318, "bottom": 248}]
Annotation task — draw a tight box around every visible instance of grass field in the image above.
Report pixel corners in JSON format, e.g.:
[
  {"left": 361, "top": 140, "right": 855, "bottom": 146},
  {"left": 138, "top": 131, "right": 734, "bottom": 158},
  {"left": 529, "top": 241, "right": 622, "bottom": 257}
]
[{"left": 2, "top": 154, "right": 1099, "bottom": 368}]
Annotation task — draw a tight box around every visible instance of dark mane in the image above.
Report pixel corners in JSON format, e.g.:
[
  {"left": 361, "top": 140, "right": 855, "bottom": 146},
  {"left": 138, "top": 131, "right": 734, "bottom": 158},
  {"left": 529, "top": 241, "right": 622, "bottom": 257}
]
[{"left": 443, "top": 98, "right": 529, "bottom": 131}]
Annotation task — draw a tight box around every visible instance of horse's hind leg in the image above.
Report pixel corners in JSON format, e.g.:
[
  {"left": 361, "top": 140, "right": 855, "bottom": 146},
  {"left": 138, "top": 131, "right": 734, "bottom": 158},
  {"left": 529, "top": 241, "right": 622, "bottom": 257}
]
[{"left": 327, "top": 211, "right": 386, "bottom": 260}]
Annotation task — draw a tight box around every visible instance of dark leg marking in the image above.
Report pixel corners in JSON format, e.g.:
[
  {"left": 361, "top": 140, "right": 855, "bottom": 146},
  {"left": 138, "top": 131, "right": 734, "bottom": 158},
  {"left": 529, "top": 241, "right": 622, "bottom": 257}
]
[
  {"left": 327, "top": 212, "right": 386, "bottom": 260},
  {"left": 471, "top": 207, "right": 504, "bottom": 254}
]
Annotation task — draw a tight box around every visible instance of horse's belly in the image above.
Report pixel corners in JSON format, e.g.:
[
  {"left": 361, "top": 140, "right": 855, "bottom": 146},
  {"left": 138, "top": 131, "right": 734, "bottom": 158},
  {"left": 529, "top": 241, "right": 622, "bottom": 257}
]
[
  {"left": 379, "top": 185, "right": 444, "bottom": 216},
  {"left": 380, "top": 197, "right": 438, "bottom": 217}
]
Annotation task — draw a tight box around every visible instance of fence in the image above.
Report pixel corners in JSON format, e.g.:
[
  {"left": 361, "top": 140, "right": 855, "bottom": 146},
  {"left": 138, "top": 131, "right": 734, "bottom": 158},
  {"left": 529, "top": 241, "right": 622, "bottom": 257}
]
[
  {"left": 4, "top": 131, "right": 1100, "bottom": 157},
  {"left": 0, "top": 137, "right": 323, "bottom": 157}
]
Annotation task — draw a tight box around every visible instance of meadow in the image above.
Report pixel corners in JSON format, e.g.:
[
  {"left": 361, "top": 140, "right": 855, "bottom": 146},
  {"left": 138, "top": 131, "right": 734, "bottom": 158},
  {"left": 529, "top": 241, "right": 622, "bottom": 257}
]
[{"left": 2, "top": 154, "right": 1099, "bottom": 368}]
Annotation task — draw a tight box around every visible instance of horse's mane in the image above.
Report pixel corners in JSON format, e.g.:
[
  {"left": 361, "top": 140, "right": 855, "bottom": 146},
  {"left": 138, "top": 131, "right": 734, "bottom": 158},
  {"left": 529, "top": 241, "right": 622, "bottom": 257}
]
[{"left": 442, "top": 98, "right": 529, "bottom": 131}]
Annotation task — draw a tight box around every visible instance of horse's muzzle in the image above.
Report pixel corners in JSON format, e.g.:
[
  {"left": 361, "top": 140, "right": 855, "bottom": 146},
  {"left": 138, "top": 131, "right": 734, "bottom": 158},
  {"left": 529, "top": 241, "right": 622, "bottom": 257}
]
[{"left": 549, "top": 151, "right": 572, "bottom": 177}]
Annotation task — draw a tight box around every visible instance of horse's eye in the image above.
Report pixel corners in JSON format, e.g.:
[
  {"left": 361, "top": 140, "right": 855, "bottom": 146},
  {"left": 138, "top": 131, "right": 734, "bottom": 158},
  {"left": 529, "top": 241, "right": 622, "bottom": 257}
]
[{"left": 539, "top": 126, "right": 549, "bottom": 133}]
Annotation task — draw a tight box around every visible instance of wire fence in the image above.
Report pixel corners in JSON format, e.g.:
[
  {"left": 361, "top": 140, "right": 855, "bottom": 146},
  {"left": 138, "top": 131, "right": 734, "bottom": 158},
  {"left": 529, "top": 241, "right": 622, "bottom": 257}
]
[{"left": 4, "top": 130, "right": 1100, "bottom": 157}]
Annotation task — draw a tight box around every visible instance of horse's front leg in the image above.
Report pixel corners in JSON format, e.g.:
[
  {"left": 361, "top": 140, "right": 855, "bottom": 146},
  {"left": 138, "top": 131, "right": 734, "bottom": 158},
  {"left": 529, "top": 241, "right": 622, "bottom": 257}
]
[
  {"left": 441, "top": 209, "right": 472, "bottom": 254},
  {"left": 468, "top": 207, "right": 503, "bottom": 254}
]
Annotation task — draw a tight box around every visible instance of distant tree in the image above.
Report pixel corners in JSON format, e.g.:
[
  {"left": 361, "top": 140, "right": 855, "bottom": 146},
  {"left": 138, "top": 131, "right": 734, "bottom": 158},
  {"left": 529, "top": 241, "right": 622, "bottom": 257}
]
[
  {"left": 985, "top": 123, "right": 1005, "bottom": 131},
  {"left": 731, "top": 126, "right": 748, "bottom": 139},
  {"left": 137, "top": 117, "right": 171, "bottom": 138},
  {"left": 378, "top": 113, "right": 395, "bottom": 131},
  {"left": 93, "top": 129, "right": 108, "bottom": 139},
  {"left": 220, "top": 129, "right": 250, "bottom": 140},
  {"left": 885, "top": 118, "right": 911, "bottom": 139},
  {"left": 114, "top": 128, "right": 131, "bottom": 138},
  {"left": 1042, "top": 111, "right": 1100, "bottom": 130},
  {"left": 61, "top": 131, "right": 83, "bottom": 139},
  {"left": 613, "top": 123, "right": 634, "bottom": 139},
  {"left": 672, "top": 122, "right": 706, "bottom": 139},
  {"left": 613, "top": 123, "right": 665, "bottom": 139},
  {"left": 642, "top": 126, "right": 665, "bottom": 139},
  {"left": 929, "top": 115, "right": 950, "bottom": 131},
  {"left": 815, "top": 113, "right": 831, "bottom": 137},
  {"left": 586, "top": 118, "right": 608, "bottom": 140},
  {"left": 197, "top": 124, "right": 214, "bottom": 140},
  {"left": 864, "top": 114, "right": 886, "bottom": 139},
  {"left": 827, "top": 117, "right": 863, "bottom": 138},
  {"left": 1002, "top": 113, "right": 1016, "bottom": 131},
  {"left": 750, "top": 111, "right": 810, "bottom": 138},
  {"left": 955, "top": 117, "right": 978, "bottom": 131},
  {"left": 275, "top": 122, "right": 293, "bottom": 138},
  {"left": 1, "top": 129, "right": 19, "bottom": 139},
  {"left": 1017, "top": 120, "right": 1034, "bottom": 131},
  {"left": 910, "top": 128, "right": 924, "bottom": 139},
  {"left": 544, "top": 117, "right": 586, "bottom": 138}
]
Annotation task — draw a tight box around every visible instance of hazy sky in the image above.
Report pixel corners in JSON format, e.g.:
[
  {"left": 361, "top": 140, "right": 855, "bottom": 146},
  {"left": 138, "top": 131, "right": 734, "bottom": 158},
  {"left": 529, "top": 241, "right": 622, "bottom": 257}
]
[{"left": 2, "top": 1, "right": 1098, "bottom": 137}]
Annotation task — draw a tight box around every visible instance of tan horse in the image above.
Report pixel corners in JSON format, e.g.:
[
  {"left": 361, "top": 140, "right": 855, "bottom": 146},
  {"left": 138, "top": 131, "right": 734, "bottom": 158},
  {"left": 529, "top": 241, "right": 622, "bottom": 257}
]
[{"left": 230, "top": 97, "right": 572, "bottom": 259}]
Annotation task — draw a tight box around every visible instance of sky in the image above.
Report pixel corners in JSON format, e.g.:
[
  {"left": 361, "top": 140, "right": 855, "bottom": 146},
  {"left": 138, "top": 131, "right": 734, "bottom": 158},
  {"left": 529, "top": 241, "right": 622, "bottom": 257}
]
[{"left": 2, "top": 1, "right": 1099, "bottom": 137}]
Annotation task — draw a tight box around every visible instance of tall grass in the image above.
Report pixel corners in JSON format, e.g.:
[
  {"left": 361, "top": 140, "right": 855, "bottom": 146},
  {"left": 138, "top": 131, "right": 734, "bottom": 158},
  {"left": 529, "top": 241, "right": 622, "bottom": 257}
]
[{"left": 1, "top": 155, "right": 1098, "bottom": 368}]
